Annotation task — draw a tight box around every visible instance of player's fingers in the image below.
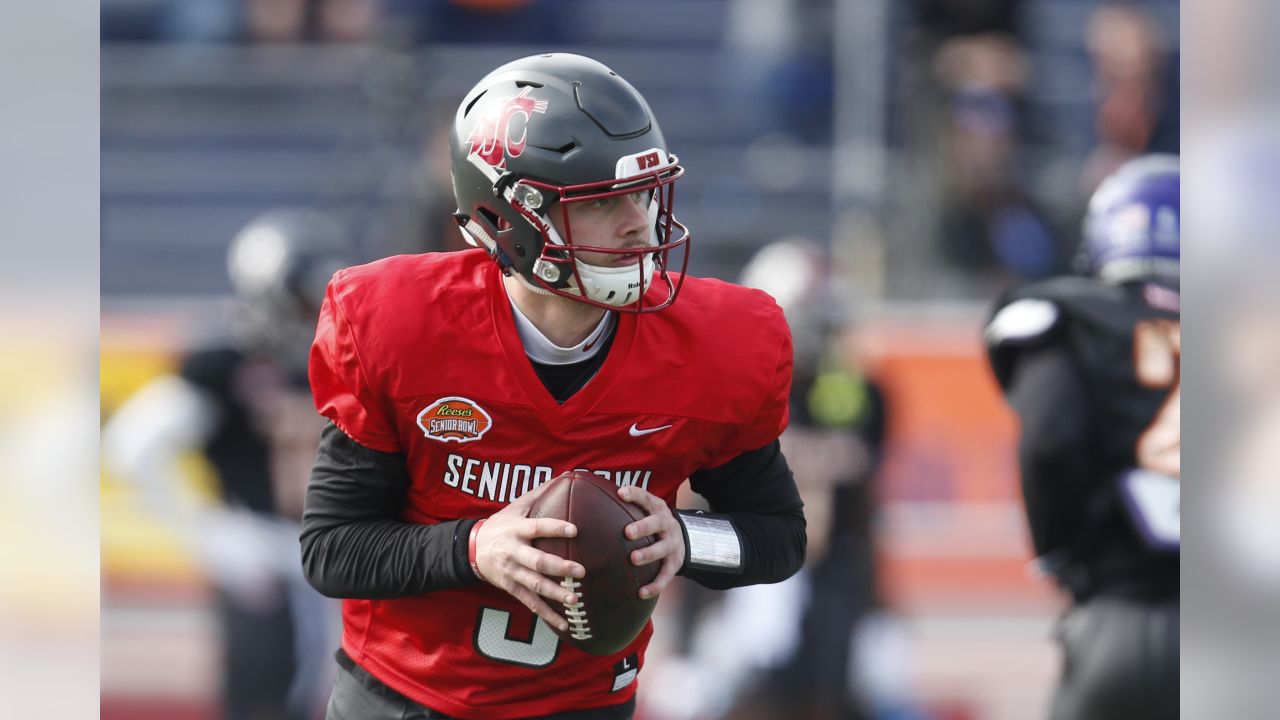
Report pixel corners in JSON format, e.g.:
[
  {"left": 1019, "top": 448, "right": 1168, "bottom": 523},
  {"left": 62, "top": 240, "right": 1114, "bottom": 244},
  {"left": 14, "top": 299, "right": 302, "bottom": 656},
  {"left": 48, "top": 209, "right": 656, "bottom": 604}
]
[
  {"left": 637, "top": 563, "right": 680, "bottom": 597},
  {"left": 639, "top": 555, "right": 682, "bottom": 599},
  {"left": 631, "top": 536, "right": 679, "bottom": 567},
  {"left": 506, "top": 583, "right": 569, "bottom": 633},
  {"left": 623, "top": 514, "right": 668, "bottom": 541},
  {"left": 616, "top": 484, "right": 661, "bottom": 511},
  {"left": 514, "top": 545, "right": 585, "bottom": 579},
  {"left": 517, "top": 517, "right": 578, "bottom": 540},
  {"left": 508, "top": 477, "right": 556, "bottom": 510},
  {"left": 513, "top": 565, "right": 578, "bottom": 603}
]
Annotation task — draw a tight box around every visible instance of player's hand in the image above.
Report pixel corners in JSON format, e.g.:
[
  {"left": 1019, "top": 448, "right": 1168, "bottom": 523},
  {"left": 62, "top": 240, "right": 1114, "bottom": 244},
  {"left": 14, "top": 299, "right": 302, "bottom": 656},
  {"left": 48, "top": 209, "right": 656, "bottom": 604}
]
[
  {"left": 618, "top": 485, "right": 685, "bottom": 599},
  {"left": 474, "top": 482, "right": 586, "bottom": 633}
]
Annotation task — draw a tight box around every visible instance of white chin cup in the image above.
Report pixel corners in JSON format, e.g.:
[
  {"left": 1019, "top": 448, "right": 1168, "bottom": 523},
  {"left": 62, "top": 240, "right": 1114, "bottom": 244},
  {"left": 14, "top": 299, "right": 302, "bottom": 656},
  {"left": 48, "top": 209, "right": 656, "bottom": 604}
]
[{"left": 573, "top": 254, "right": 655, "bottom": 307}]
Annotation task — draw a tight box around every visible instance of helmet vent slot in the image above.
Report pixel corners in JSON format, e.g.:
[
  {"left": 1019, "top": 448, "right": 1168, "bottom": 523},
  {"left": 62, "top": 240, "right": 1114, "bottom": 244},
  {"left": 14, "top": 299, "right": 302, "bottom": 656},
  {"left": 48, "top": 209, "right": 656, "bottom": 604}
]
[
  {"left": 515, "top": 80, "right": 544, "bottom": 89},
  {"left": 463, "top": 90, "right": 488, "bottom": 117},
  {"left": 535, "top": 141, "right": 578, "bottom": 156}
]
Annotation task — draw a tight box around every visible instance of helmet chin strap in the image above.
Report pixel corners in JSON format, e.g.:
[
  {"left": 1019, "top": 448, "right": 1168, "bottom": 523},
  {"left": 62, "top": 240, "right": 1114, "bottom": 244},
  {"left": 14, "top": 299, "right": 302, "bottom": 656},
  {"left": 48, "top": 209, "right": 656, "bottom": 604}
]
[
  {"left": 459, "top": 206, "right": 609, "bottom": 303},
  {"left": 458, "top": 215, "right": 497, "bottom": 253},
  {"left": 512, "top": 271, "right": 555, "bottom": 297}
]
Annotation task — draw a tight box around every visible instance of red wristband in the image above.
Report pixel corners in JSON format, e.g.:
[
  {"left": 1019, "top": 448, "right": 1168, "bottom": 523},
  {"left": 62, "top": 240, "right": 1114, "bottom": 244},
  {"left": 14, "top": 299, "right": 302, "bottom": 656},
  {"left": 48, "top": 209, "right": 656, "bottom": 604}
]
[{"left": 468, "top": 519, "right": 487, "bottom": 581}]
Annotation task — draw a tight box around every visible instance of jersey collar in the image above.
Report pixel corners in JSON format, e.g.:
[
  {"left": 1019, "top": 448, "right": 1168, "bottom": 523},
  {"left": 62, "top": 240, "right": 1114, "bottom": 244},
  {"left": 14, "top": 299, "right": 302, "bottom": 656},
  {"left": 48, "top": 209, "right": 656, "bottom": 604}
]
[
  {"left": 505, "top": 287, "right": 616, "bottom": 366},
  {"left": 487, "top": 262, "right": 637, "bottom": 424}
]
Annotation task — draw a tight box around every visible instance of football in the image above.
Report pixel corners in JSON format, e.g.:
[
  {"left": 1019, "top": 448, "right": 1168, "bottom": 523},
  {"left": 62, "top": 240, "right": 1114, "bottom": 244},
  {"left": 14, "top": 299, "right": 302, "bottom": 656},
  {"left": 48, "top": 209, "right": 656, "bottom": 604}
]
[{"left": 530, "top": 470, "right": 660, "bottom": 655}]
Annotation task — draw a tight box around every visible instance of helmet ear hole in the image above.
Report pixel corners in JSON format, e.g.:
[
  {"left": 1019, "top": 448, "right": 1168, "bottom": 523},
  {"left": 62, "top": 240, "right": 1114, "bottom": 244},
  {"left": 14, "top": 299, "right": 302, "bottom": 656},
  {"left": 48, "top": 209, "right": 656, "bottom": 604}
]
[{"left": 474, "top": 206, "right": 502, "bottom": 231}]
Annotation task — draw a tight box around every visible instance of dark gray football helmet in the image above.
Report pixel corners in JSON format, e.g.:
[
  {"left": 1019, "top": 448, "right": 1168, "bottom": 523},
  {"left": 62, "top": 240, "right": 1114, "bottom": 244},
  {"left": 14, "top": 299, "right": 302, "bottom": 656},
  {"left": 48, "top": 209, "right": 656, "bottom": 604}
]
[{"left": 449, "top": 53, "right": 690, "bottom": 312}]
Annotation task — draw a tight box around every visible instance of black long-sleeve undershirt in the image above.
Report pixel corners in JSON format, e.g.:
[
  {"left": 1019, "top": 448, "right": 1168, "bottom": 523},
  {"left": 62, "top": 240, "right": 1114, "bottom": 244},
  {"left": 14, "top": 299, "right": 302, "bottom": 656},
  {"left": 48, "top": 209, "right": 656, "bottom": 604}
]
[
  {"left": 300, "top": 422, "right": 479, "bottom": 598},
  {"left": 1005, "top": 339, "right": 1092, "bottom": 561},
  {"left": 300, "top": 423, "right": 805, "bottom": 599},
  {"left": 680, "top": 439, "right": 806, "bottom": 588}
]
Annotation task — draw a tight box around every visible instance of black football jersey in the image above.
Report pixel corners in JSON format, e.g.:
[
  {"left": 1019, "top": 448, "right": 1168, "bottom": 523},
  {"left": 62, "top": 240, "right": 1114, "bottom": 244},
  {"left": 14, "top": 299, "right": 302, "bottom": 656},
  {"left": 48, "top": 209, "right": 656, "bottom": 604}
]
[
  {"left": 784, "top": 363, "right": 884, "bottom": 592},
  {"left": 180, "top": 346, "right": 279, "bottom": 515},
  {"left": 986, "top": 276, "right": 1180, "bottom": 598}
]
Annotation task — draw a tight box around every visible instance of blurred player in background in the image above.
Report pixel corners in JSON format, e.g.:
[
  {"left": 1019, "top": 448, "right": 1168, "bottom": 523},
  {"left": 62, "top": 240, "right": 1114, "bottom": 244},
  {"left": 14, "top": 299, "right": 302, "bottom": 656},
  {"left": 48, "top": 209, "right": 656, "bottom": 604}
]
[
  {"left": 300, "top": 53, "right": 807, "bottom": 720},
  {"left": 723, "top": 239, "right": 888, "bottom": 720},
  {"left": 984, "top": 155, "right": 1179, "bottom": 720},
  {"left": 103, "top": 209, "right": 353, "bottom": 720},
  {"left": 642, "top": 240, "right": 893, "bottom": 720}
]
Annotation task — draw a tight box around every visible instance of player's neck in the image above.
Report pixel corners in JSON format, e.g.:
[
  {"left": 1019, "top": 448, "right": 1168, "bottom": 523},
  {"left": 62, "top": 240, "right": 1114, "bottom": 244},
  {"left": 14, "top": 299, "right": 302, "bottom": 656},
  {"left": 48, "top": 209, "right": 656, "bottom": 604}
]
[{"left": 503, "top": 274, "right": 609, "bottom": 348}]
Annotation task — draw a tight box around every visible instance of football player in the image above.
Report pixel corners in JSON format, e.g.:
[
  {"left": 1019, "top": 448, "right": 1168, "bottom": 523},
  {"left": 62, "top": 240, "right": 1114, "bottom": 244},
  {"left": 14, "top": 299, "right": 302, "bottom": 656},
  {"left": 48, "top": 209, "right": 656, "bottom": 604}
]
[
  {"left": 711, "top": 239, "right": 885, "bottom": 720},
  {"left": 301, "top": 53, "right": 807, "bottom": 720},
  {"left": 104, "top": 208, "right": 352, "bottom": 720},
  {"left": 984, "top": 155, "right": 1179, "bottom": 720}
]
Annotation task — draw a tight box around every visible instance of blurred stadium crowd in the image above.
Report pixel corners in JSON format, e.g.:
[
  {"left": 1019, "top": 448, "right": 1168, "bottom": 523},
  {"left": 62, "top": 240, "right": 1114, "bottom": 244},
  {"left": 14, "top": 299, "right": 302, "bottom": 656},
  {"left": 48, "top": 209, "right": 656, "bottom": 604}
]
[
  {"left": 98, "top": 1, "right": 1181, "bottom": 719},
  {"left": 100, "top": 0, "right": 1178, "bottom": 302}
]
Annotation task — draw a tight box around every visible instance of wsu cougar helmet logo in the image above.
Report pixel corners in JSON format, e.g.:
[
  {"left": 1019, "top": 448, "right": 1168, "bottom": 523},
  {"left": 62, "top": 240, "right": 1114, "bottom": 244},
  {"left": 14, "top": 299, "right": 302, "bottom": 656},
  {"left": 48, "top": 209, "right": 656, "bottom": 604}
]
[{"left": 465, "top": 87, "right": 550, "bottom": 170}]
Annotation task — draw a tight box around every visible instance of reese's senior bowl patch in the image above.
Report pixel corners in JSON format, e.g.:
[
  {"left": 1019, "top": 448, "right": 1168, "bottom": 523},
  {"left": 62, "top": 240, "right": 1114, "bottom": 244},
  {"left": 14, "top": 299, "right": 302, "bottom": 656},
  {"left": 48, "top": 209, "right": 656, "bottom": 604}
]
[{"left": 417, "top": 397, "right": 493, "bottom": 443}]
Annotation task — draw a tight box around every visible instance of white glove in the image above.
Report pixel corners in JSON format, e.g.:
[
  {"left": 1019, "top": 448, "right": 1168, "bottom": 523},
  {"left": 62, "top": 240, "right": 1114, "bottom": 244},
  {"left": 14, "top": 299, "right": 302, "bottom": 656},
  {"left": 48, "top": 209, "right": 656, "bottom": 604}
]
[{"left": 192, "top": 507, "right": 301, "bottom": 611}]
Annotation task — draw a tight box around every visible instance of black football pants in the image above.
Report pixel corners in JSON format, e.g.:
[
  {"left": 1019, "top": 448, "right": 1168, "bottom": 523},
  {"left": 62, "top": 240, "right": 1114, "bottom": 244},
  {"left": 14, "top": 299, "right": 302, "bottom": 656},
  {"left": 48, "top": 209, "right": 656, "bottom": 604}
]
[
  {"left": 1050, "top": 595, "right": 1179, "bottom": 720},
  {"left": 324, "top": 658, "right": 634, "bottom": 720}
]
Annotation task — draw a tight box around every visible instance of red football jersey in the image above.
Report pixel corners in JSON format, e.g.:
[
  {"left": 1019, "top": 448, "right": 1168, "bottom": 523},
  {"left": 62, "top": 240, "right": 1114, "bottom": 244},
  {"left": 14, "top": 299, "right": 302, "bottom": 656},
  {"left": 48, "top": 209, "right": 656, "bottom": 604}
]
[{"left": 309, "top": 249, "right": 791, "bottom": 719}]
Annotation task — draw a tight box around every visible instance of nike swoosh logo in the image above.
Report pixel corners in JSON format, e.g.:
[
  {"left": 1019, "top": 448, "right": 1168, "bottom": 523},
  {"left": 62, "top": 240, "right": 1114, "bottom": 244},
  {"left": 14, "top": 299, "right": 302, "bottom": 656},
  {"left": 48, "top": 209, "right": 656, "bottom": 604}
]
[{"left": 629, "top": 423, "right": 672, "bottom": 437}]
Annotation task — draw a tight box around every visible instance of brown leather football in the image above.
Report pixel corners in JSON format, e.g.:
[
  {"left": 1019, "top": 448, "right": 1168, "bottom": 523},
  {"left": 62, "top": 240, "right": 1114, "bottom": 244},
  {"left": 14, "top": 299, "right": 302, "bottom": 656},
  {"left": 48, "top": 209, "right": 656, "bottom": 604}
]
[{"left": 530, "top": 470, "right": 659, "bottom": 655}]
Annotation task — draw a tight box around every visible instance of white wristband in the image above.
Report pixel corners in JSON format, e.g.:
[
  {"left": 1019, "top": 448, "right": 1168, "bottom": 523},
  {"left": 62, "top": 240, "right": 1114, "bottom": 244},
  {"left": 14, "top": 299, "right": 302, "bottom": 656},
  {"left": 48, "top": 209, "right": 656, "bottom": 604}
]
[{"left": 676, "top": 511, "right": 742, "bottom": 573}]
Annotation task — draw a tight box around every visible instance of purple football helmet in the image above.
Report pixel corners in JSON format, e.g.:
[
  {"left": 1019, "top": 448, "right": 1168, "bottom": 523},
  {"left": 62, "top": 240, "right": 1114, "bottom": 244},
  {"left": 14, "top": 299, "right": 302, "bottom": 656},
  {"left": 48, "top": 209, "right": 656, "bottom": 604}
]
[{"left": 1081, "top": 154, "right": 1180, "bottom": 287}]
